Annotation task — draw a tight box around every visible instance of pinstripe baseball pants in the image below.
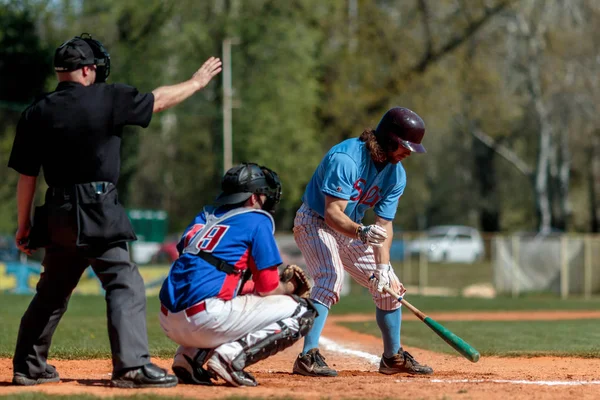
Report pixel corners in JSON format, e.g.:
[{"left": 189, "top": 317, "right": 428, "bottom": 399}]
[{"left": 293, "top": 203, "right": 402, "bottom": 310}]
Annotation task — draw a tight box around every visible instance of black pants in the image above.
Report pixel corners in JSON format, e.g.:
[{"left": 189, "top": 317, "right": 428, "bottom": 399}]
[{"left": 12, "top": 197, "right": 150, "bottom": 377}]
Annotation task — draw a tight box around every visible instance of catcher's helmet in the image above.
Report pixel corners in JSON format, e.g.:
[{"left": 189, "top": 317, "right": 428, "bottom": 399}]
[
  {"left": 374, "top": 107, "right": 426, "bottom": 153},
  {"left": 215, "top": 163, "right": 282, "bottom": 214},
  {"left": 54, "top": 33, "right": 111, "bottom": 83}
]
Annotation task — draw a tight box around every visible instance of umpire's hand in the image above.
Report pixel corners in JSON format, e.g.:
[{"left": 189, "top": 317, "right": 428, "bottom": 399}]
[
  {"left": 191, "top": 57, "right": 223, "bottom": 89},
  {"left": 15, "top": 224, "right": 32, "bottom": 255}
]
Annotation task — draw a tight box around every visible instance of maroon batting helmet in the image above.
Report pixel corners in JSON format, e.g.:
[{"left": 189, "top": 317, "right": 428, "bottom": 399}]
[{"left": 374, "top": 107, "right": 426, "bottom": 153}]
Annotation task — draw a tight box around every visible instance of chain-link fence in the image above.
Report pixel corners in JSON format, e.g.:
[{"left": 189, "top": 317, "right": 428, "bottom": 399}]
[
  {"left": 492, "top": 234, "right": 600, "bottom": 298},
  {"left": 391, "top": 231, "right": 600, "bottom": 298},
  {"left": 391, "top": 230, "right": 493, "bottom": 297}
]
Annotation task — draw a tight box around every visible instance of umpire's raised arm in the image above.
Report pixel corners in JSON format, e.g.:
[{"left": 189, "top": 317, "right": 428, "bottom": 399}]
[{"left": 152, "top": 57, "right": 222, "bottom": 113}]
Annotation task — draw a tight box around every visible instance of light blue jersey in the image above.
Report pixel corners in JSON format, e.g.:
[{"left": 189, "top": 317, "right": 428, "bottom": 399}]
[{"left": 302, "top": 138, "right": 406, "bottom": 223}]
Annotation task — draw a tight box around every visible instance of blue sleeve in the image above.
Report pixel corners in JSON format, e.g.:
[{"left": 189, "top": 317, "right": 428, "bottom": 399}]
[
  {"left": 374, "top": 170, "right": 406, "bottom": 220},
  {"left": 321, "top": 153, "right": 359, "bottom": 200},
  {"left": 251, "top": 216, "right": 282, "bottom": 270}
]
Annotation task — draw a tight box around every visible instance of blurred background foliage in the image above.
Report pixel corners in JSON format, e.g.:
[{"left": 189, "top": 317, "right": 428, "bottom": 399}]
[{"left": 1, "top": 0, "right": 599, "bottom": 235}]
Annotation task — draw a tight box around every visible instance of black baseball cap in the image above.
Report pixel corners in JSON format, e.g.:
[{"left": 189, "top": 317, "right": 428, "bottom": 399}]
[{"left": 54, "top": 38, "right": 95, "bottom": 72}]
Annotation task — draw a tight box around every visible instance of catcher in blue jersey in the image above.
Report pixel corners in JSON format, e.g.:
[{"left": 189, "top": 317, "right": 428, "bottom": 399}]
[
  {"left": 159, "top": 163, "right": 316, "bottom": 387},
  {"left": 292, "top": 107, "right": 434, "bottom": 377}
]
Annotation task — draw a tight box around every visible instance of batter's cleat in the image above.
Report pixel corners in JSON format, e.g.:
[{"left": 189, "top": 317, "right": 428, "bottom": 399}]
[
  {"left": 110, "top": 363, "right": 178, "bottom": 388},
  {"left": 172, "top": 349, "right": 214, "bottom": 385},
  {"left": 12, "top": 364, "right": 60, "bottom": 386},
  {"left": 206, "top": 353, "right": 258, "bottom": 387},
  {"left": 292, "top": 348, "right": 338, "bottom": 377},
  {"left": 379, "top": 348, "right": 433, "bottom": 375}
]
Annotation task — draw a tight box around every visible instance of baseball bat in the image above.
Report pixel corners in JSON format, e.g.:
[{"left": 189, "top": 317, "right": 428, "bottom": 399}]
[{"left": 381, "top": 284, "right": 480, "bottom": 363}]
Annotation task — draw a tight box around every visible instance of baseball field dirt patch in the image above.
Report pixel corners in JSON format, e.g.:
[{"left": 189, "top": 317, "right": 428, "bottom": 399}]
[{"left": 1, "top": 311, "right": 599, "bottom": 400}]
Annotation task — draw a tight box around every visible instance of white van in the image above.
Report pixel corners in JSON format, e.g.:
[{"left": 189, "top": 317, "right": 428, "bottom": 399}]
[{"left": 407, "top": 225, "right": 485, "bottom": 263}]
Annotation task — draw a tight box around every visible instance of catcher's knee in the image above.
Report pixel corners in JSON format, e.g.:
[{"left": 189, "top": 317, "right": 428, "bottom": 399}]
[{"left": 231, "top": 299, "right": 317, "bottom": 371}]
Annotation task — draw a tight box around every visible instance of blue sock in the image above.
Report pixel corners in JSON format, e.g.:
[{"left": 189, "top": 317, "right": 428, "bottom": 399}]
[
  {"left": 376, "top": 307, "right": 402, "bottom": 358},
  {"left": 302, "top": 301, "right": 329, "bottom": 355}
]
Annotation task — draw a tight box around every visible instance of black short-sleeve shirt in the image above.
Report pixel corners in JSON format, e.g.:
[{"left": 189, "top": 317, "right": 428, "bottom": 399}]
[{"left": 7, "top": 81, "right": 154, "bottom": 186}]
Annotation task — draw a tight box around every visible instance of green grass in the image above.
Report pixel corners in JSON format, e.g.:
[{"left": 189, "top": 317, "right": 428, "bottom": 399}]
[
  {"left": 2, "top": 288, "right": 600, "bottom": 360},
  {"left": 0, "top": 395, "right": 297, "bottom": 400},
  {"left": 0, "top": 294, "right": 177, "bottom": 359},
  {"left": 341, "top": 319, "right": 600, "bottom": 358},
  {"left": 394, "top": 259, "right": 494, "bottom": 291},
  {"left": 0, "top": 395, "right": 187, "bottom": 400},
  {"left": 334, "top": 282, "right": 600, "bottom": 314}
]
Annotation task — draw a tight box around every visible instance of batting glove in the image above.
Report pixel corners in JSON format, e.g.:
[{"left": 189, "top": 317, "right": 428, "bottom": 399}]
[
  {"left": 356, "top": 224, "right": 388, "bottom": 247},
  {"left": 369, "top": 263, "right": 391, "bottom": 293}
]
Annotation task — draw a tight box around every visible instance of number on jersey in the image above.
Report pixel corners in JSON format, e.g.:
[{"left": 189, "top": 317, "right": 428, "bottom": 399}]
[{"left": 184, "top": 224, "right": 229, "bottom": 253}]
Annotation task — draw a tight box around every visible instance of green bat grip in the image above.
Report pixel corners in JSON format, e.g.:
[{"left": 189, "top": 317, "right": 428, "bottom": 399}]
[{"left": 424, "top": 317, "right": 480, "bottom": 363}]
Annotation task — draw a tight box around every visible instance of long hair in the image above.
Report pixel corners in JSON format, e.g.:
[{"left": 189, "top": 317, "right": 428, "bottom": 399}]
[{"left": 359, "top": 129, "right": 386, "bottom": 163}]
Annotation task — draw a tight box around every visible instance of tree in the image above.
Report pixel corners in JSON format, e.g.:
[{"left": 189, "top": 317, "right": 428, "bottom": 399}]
[{"left": 0, "top": 0, "right": 54, "bottom": 233}]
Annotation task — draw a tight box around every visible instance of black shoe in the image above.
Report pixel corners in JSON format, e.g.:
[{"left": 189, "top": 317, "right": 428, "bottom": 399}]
[
  {"left": 379, "top": 348, "right": 433, "bottom": 375},
  {"left": 13, "top": 364, "right": 60, "bottom": 386},
  {"left": 110, "top": 363, "right": 178, "bottom": 388},
  {"left": 292, "top": 348, "right": 338, "bottom": 377},
  {"left": 172, "top": 349, "right": 214, "bottom": 385}
]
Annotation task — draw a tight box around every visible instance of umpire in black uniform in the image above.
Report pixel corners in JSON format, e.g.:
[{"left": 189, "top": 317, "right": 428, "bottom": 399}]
[{"left": 7, "top": 33, "right": 222, "bottom": 388}]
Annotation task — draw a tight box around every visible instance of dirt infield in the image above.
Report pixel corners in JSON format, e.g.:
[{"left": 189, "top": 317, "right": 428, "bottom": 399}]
[{"left": 1, "top": 311, "right": 599, "bottom": 400}]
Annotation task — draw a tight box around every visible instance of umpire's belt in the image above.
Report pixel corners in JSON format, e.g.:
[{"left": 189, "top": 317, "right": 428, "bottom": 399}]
[
  {"left": 161, "top": 301, "right": 206, "bottom": 318},
  {"left": 48, "top": 181, "right": 112, "bottom": 200},
  {"left": 198, "top": 251, "right": 239, "bottom": 275}
]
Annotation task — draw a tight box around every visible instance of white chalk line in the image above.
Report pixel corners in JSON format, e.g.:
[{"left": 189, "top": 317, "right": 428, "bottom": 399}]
[
  {"left": 397, "top": 379, "right": 600, "bottom": 386},
  {"left": 319, "top": 336, "right": 380, "bottom": 365},
  {"left": 319, "top": 336, "right": 600, "bottom": 386}
]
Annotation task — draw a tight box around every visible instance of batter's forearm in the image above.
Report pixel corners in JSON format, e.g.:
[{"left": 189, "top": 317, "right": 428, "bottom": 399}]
[
  {"left": 373, "top": 218, "right": 394, "bottom": 265},
  {"left": 324, "top": 207, "right": 361, "bottom": 239},
  {"left": 16, "top": 174, "right": 37, "bottom": 228},
  {"left": 152, "top": 80, "right": 201, "bottom": 113}
]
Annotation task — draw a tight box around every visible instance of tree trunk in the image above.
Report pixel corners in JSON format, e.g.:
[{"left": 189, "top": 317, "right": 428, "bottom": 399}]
[
  {"left": 590, "top": 132, "right": 600, "bottom": 232},
  {"left": 473, "top": 136, "right": 501, "bottom": 232},
  {"left": 555, "top": 126, "right": 571, "bottom": 230},
  {"left": 521, "top": 9, "right": 553, "bottom": 232},
  {"left": 530, "top": 79, "right": 553, "bottom": 231}
]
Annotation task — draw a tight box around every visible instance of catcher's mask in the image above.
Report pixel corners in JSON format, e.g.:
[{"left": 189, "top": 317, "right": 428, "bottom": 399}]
[
  {"left": 215, "top": 163, "right": 282, "bottom": 214},
  {"left": 54, "top": 32, "right": 111, "bottom": 83}
]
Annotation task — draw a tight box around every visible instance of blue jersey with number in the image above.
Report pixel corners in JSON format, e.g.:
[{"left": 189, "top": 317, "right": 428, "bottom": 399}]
[
  {"left": 302, "top": 138, "right": 406, "bottom": 223},
  {"left": 159, "top": 206, "right": 282, "bottom": 313}
]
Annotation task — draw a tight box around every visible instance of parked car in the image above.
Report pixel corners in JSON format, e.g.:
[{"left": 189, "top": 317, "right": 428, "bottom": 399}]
[
  {"left": 150, "top": 240, "right": 179, "bottom": 264},
  {"left": 407, "top": 225, "right": 484, "bottom": 263}
]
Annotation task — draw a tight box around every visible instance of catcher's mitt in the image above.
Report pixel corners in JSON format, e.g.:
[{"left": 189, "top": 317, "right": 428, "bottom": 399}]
[{"left": 280, "top": 264, "right": 312, "bottom": 298}]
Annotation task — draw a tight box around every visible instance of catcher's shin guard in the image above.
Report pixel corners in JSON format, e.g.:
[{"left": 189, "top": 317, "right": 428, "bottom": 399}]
[
  {"left": 172, "top": 348, "right": 214, "bottom": 385},
  {"left": 231, "top": 297, "right": 317, "bottom": 371}
]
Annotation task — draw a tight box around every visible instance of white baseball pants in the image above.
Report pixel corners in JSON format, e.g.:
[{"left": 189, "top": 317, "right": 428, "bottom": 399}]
[{"left": 159, "top": 294, "right": 309, "bottom": 365}]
